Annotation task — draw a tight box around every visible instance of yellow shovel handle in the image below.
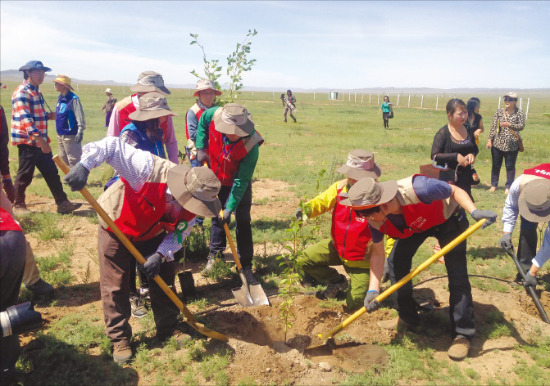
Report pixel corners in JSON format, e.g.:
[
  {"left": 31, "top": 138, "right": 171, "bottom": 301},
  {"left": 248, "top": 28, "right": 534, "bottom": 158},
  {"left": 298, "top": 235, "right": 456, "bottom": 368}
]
[
  {"left": 220, "top": 210, "right": 243, "bottom": 271},
  {"left": 321, "top": 218, "right": 487, "bottom": 340},
  {"left": 53, "top": 155, "right": 198, "bottom": 323}
]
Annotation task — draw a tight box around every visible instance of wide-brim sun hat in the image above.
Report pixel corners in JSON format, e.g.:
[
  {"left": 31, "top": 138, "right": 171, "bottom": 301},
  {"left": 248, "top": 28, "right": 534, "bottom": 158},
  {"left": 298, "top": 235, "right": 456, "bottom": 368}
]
[
  {"left": 336, "top": 149, "right": 382, "bottom": 180},
  {"left": 18, "top": 60, "right": 52, "bottom": 72},
  {"left": 193, "top": 79, "right": 222, "bottom": 97},
  {"left": 518, "top": 179, "right": 550, "bottom": 223},
  {"left": 53, "top": 74, "right": 74, "bottom": 91},
  {"left": 167, "top": 165, "right": 222, "bottom": 218},
  {"left": 214, "top": 103, "right": 255, "bottom": 137},
  {"left": 105, "top": 88, "right": 112, "bottom": 94},
  {"left": 128, "top": 92, "right": 178, "bottom": 121},
  {"left": 339, "top": 177, "right": 398, "bottom": 210},
  {"left": 504, "top": 92, "right": 518, "bottom": 99},
  {"left": 130, "top": 71, "right": 170, "bottom": 95}
]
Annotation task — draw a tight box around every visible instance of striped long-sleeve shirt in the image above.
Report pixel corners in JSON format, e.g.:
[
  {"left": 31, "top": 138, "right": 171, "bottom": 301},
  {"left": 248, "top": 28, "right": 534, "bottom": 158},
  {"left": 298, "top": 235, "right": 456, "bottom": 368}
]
[{"left": 11, "top": 81, "right": 50, "bottom": 146}]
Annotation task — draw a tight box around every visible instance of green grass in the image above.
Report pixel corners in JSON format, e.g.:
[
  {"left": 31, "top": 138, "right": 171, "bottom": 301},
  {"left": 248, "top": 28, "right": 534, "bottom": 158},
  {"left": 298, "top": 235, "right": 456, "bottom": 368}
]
[
  {"left": 34, "top": 245, "right": 75, "bottom": 287},
  {"left": 18, "top": 212, "right": 69, "bottom": 241}
]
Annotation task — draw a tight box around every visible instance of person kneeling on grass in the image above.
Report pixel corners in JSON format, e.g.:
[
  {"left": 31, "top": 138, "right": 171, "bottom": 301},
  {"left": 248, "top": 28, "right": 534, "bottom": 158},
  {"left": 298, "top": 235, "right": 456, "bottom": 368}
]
[
  {"left": 294, "top": 150, "right": 391, "bottom": 311},
  {"left": 341, "top": 175, "right": 497, "bottom": 361},
  {"left": 63, "top": 137, "right": 222, "bottom": 364}
]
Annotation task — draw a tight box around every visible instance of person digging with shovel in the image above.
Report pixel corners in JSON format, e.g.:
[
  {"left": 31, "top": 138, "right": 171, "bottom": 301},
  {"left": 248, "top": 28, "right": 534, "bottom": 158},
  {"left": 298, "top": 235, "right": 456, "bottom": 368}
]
[
  {"left": 499, "top": 163, "right": 550, "bottom": 287},
  {"left": 63, "top": 137, "right": 222, "bottom": 364},
  {"left": 294, "top": 149, "right": 393, "bottom": 311},
  {"left": 341, "top": 175, "right": 497, "bottom": 360}
]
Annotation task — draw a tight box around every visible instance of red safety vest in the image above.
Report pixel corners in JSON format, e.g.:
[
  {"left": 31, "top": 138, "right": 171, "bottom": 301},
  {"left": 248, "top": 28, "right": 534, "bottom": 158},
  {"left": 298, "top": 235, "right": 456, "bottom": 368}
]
[
  {"left": 371, "top": 175, "right": 457, "bottom": 239},
  {"left": 0, "top": 207, "right": 22, "bottom": 232},
  {"left": 333, "top": 184, "right": 371, "bottom": 261},
  {"left": 524, "top": 163, "right": 550, "bottom": 180},
  {"left": 98, "top": 157, "right": 195, "bottom": 241},
  {"left": 185, "top": 103, "right": 204, "bottom": 140}
]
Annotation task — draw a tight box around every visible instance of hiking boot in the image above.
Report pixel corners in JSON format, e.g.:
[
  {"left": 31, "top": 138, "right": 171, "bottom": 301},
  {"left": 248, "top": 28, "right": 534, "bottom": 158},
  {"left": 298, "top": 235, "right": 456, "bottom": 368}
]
[
  {"left": 26, "top": 278, "right": 55, "bottom": 297},
  {"left": 448, "top": 335, "right": 470, "bottom": 360},
  {"left": 130, "top": 296, "right": 148, "bottom": 318},
  {"left": 158, "top": 328, "right": 192, "bottom": 348},
  {"left": 316, "top": 274, "right": 348, "bottom": 300},
  {"left": 242, "top": 266, "right": 258, "bottom": 284},
  {"left": 377, "top": 317, "right": 422, "bottom": 333},
  {"left": 202, "top": 252, "right": 222, "bottom": 274},
  {"left": 113, "top": 340, "right": 132, "bottom": 364},
  {"left": 57, "top": 200, "right": 82, "bottom": 214}
]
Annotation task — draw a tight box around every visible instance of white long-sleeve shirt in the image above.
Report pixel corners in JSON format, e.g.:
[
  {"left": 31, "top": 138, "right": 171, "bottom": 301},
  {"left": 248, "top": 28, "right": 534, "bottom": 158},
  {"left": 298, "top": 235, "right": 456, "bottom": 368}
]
[
  {"left": 81, "top": 137, "right": 194, "bottom": 260},
  {"left": 533, "top": 225, "right": 550, "bottom": 269}
]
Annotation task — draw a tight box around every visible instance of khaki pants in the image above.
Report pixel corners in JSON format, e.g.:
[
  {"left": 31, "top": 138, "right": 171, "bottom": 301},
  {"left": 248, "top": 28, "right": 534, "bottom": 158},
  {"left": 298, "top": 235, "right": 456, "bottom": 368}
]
[{"left": 57, "top": 135, "right": 82, "bottom": 168}]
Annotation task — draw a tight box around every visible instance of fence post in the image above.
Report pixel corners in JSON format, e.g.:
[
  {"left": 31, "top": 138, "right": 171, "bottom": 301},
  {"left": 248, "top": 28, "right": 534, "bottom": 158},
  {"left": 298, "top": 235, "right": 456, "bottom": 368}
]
[
  {"left": 498, "top": 97, "right": 501, "bottom": 110},
  {"left": 369, "top": 94, "right": 371, "bottom": 103},
  {"left": 436, "top": 96, "right": 438, "bottom": 111},
  {"left": 421, "top": 95, "right": 424, "bottom": 109},
  {"left": 354, "top": 93, "right": 357, "bottom": 103},
  {"left": 519, "top": 97, "right": 523, "bottom": 110},
  {"left": 526, "top": 98, "right": 530, "bottom": 119},
  {"left": 361, "top": 93, "right": 363, "bottom": 103},
  {"left": 397, "top": 94, "right": 400, "bottom": 107},
  {"left": 377, "top": 94, "right": 380, "bottom": 105},
  {"left": 408, "top": 94, "right": 411, "bottom": 108},
  {"left": 314, "top": 91, "right": 316, "bottom": 101}
]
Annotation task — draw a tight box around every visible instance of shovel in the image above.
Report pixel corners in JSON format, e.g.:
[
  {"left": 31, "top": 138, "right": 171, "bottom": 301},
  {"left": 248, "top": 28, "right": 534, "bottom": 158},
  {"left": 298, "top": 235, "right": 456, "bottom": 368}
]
[
  {"left": 305, "top": 218, "right": 487, "bottom": 353},
  {"left": 502, "top": 247, "right": 550, "bottom": 324},
  {"left": 221, "top": 214, "right": 270, "bottom": 307},
  {"left": 53, "top": 156, "right": 227, "bottom": 342}
]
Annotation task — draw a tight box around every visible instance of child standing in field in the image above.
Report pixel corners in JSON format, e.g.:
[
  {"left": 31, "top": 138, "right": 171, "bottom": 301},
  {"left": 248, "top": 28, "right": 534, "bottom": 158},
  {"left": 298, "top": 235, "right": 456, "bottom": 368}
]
[{"left": 378, "top": 95, "right": 393, "bottom": 129}]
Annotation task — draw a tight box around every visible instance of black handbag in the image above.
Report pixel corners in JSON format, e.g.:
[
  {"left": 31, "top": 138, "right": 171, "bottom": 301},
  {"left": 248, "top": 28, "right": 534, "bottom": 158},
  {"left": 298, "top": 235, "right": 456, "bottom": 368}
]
[{"left": 387, "top": 110, "right": 394, "bottom": 119}]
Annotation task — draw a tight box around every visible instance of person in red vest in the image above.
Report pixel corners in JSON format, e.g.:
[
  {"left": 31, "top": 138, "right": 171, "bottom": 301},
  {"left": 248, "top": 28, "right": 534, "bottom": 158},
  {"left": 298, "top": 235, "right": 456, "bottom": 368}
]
[
  {"left": 294, "top": 149, "right": 388, "bottom": 311},
  {"left": 499, "top": 163, "right": 550, "bottom": 282},
  {"left": 186, "top": 79, "right": 222, "bottom": 167},
  {"left": 195, "top": 104, "right": 263, "bottom": 281},
  {"left": 63, "top": 137, "right": 222, "bottom": 363},
  {"left": 107, "top": 71, "right": 179, "bottom": 164},
  {"left": 341, "top": 175, "right": 497, "bottom": 361}
]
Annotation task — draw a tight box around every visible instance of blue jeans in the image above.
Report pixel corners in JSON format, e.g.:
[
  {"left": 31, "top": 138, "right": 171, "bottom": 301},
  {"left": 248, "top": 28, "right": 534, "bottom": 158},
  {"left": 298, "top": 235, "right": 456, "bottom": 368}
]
[
  {"left": 209, "top": 184, "right": 253, "bottom": 268},
  {"left": 490, "top": 147, "right": 518, "bottom": 189}
]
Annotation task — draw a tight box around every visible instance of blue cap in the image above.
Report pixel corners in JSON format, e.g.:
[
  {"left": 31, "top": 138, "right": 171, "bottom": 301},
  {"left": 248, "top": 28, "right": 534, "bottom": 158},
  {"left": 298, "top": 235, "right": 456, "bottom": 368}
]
[{"left": 18, "top": 60, "right": 52, "bottom": 72}]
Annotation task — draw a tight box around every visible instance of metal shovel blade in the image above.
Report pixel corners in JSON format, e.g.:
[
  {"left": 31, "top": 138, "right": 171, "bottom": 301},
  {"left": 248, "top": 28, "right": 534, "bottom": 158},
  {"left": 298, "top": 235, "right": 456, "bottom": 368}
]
[
  {"left": 249, "top": 283, "right": 270, "bottom": 306},
  {"left": 232, "top": 271, "right": 254, "bottom": 307}
]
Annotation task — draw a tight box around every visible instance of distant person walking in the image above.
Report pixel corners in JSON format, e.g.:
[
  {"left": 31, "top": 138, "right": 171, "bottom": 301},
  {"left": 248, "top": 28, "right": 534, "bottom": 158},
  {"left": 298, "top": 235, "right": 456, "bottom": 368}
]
[
  {"left": 486, "top": 92, "right": 525, "bottom": 195},
  {"left": 282, "top": 90, "right": 297, "bottom": 123},
  {"left": 10, "top": 60, "right": 80, "bottom": 214},
  {"left": 101, "top": 88, "right": 117, "bottom": 128},
  {"left": 378, "top": 95, "right": 393, "bottom": 129},
  {"left": 465, "top": 97, "right": 484, "bottom": 144},
  {"left": 53, "top": 75, "right": 86, "bottom": 167}
]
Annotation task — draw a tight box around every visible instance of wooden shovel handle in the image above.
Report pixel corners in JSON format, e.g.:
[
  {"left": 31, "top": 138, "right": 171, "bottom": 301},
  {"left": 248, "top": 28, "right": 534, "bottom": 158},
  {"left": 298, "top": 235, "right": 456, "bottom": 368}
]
[{"left": 220, "top": 210, "right": 243, "bottom": 271}]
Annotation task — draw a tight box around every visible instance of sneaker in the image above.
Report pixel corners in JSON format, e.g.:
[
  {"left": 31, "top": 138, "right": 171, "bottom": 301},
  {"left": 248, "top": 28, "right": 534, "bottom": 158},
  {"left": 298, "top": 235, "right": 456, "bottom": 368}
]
[
  {"left": 448, "top": 335, "right": 470, "bottom": 360},
  {"left": 202, "top": 252, "right": 222, "bottom": 274},
  {"left": 113, "top": 340, "right": 132, "bottom": 364},
  {"left": 26, "top": 278, "right": 55, "bottom": 297},
  {"left": 130, "top": 296, "right": 148, "bottom": 318},
  {"left": 139, "top": 287, "right": 150, "bottom": 300},
  {"left": 158, "top": 328, "right": 192, "bottom": 348},
  {"left": 57, "top": 200, "right": 82, "bottom": 214},
  {"left": 489, "top": 186, "right": 497, "bottom": 193},
  {"left": 377, "top": 317, "right": 422, "bottom": 333},
  {"left": 242, "top": 266, "right": 258, "bottom": 284},
  {"left": 316, "top": 274, "right": 348, "bottom": 300}
]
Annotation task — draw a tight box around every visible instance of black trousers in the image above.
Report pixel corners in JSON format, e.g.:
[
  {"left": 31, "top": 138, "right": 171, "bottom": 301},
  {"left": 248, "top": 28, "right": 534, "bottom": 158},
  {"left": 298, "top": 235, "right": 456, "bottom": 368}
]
[
  {"left": 209, "top": 184, "right": 253, "bottom": 267},
  {"left": 388, "top": 211, "right": 475, "bottom": 339},
  {"left": 14, "top": 145, "right": 68, "bottom": 206},
  {"left": 490, "top": 147, "right": 518, "bottom": 189},
  {"left": 517, "top": 217, "right": 538, "bottom": 274}
]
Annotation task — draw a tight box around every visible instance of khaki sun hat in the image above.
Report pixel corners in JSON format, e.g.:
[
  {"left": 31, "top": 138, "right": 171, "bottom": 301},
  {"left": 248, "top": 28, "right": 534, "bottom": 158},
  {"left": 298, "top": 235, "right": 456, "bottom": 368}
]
[
  {"left": 518, "top": 179, "right": 550, "bottom": 223},
  {"left": 105, "top": 88, "right": 112, "bottom": 94},
  {"left": 130, "top": 71, "right": 170, "bottom": 95},
  {"left": 53, "top": 74, "right": 74, "bottom": 91},
  {"left": 193, "top": 79, "right": 222, "bottom": 97},
  {"left": 167, "top": 165, "right": 222, "bottom": 218},
  {"left": 336, "top": 149, "right": 382, "bottom": 180},
  {"left": 339, "top": 177, "right": 398, "bottom": 210},
  {"left": 128, "top": 92, "right": 177, "bottom": 121},
  {"left": 504, "top": 92, "right": 518, "bottom": 99},
  {"left": 214, "top": 103, "right": 255, "bottom": 137}
]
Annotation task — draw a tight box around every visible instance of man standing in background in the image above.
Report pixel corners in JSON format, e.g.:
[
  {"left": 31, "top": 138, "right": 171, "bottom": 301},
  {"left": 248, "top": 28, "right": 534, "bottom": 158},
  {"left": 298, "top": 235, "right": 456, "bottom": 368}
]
[{"left": 101, "top": 88, "right": 117, "bottom": 128}]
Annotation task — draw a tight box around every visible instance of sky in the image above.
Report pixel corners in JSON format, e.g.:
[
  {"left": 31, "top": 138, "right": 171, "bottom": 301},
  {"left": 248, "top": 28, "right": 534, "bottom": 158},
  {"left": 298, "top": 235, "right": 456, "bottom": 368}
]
[{"left": 2, "top": 1, "right": 550, "bottom": 90}]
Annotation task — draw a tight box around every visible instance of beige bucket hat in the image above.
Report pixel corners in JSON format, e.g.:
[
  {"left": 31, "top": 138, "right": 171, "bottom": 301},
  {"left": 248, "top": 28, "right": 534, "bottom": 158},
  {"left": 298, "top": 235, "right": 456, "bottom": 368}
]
[
  {"left": 339, "top": 177, "right": 398, "bottom": 210},
  {"left": 504, "top": 92, "right": 518, "bottom": 100},
  {"left": 214, "top": 103, "right": 255, "bottom": 137},
  {"left": 130, "top": 71, "right": 170, "bottom": 95},
  {"left": 128, "top": 92, "right": 177, "bottom": 121},
  {"left": 53, "top": 74, "right": 74, "bottom": 91},
  {"left": 167, "top": 165, "right": 222, "bottom": 218},
  {"left": 193, "top": 79, "right": 222, "bottom": 97},
  {"left": 518, "top": 179, "right": 550, "bottom": 223},
  {"left": 336, "top": 149, "right": 382, "bottom": 180}
]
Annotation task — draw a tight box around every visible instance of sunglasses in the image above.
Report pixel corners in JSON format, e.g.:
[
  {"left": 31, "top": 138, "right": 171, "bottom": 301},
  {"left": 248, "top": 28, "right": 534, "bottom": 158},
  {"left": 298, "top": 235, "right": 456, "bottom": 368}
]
[{"left": 504, "top": 97, "right": 517, "bottom": 102}]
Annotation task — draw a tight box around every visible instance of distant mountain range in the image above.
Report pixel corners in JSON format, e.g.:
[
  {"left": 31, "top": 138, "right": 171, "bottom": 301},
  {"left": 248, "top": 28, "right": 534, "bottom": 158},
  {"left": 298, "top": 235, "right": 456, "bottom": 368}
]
[{"left": 2, "top": 69, "right": 549, "bottom": 95}]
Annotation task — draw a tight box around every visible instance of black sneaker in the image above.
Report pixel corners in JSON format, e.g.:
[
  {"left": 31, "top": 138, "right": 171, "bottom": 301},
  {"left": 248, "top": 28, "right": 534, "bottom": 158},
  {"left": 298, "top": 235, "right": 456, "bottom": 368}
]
[
  {"left": 130, "top": 296, "right": 147, "bottom": 318},
  {"left": 57, "top": 201, "right": 82, "bottom": 214},
  {"left": 316, "top": 274, "right": 348, "bottom": 300}
]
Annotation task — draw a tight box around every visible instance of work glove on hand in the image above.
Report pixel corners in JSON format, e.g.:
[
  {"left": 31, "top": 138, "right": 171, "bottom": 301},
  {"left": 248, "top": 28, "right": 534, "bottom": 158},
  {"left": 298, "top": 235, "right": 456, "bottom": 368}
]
[
  {"left": 364, "top": 290, "right": 380, "bottom": 313},
  {"left": 470, "top": 209, "right": 498, "bottom": 228},
  {"left": 74, "top": 129, "right": 84, "bottom": 144},
  {"left": 139, "top": 252, "right": 163, "bottom": 279},
  {"left": 63, "top": 163, "right": 90, "bottom": 191},
  {"left": 2, "top": 179, "right": 15, "bottom": 203},
  {"left": 524, "top": 272, "right": 537, "bottom": 288},
  {"left": 221, "top": 209, "right": 232, "bottom": 226},
  {"left": 295, "top": 208, "right": 303, "bottom": 221},
  {"left": 499, "top": 233, "right": 513, "bottom": 251},
  {"left": 196, "top": 149, "right": 210, "bottom": 167}
]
